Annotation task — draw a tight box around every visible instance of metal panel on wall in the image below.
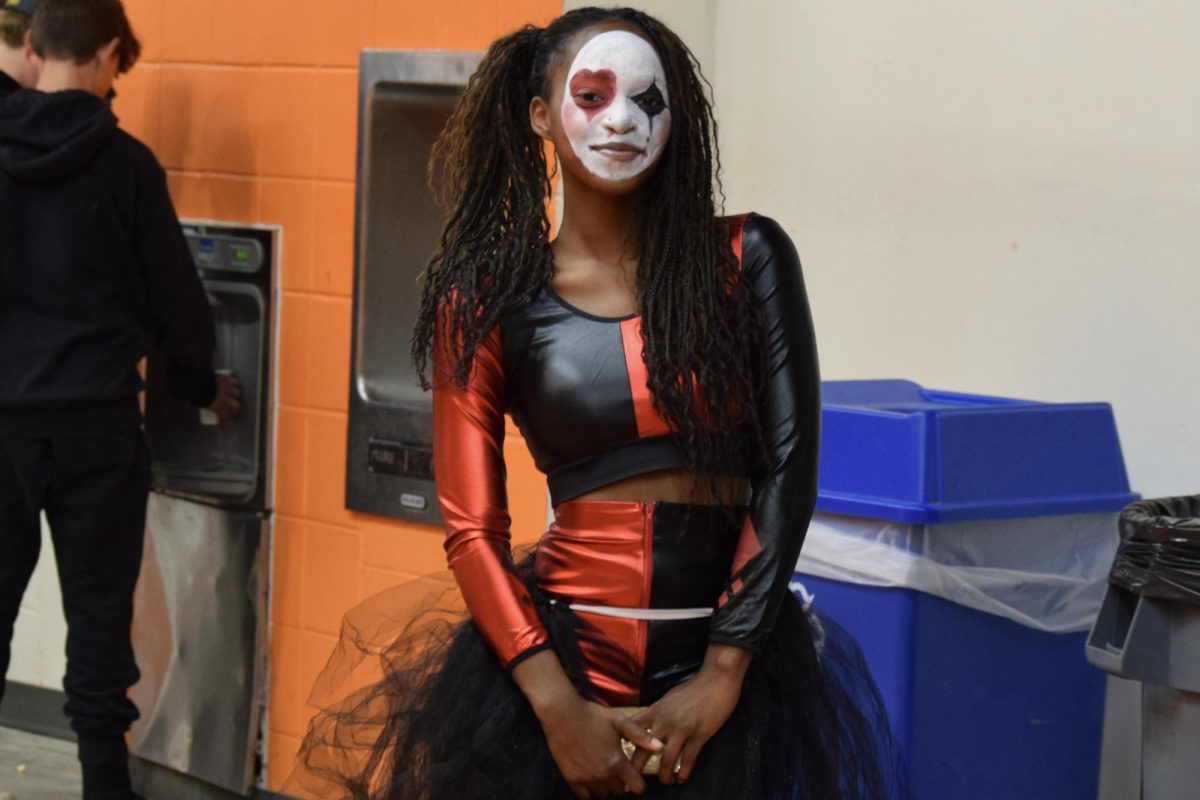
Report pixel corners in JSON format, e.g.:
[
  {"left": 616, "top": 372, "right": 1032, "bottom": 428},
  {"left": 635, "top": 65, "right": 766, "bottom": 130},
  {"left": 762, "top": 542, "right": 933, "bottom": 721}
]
[{"left": 345, "top": 50, "right": 481, "bottom": 523}]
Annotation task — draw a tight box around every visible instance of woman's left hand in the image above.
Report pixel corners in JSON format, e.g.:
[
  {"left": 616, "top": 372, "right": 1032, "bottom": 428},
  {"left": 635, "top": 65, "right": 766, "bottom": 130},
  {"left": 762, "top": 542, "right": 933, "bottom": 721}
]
[{"left": 629, "top": 643, "right": 752, "bottom": 785}]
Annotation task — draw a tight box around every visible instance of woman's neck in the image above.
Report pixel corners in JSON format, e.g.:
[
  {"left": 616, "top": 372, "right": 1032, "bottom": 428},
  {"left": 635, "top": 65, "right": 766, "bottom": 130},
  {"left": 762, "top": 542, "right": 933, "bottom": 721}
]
[{"left": 553, "top": 179, "right": 641, "bottom": 274}]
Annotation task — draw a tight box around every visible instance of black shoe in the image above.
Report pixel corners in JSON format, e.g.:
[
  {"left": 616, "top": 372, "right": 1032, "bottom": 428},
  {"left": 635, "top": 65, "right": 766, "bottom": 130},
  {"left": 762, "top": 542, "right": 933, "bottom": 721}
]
[
  {"left": 81, "top": 759, "right": 136, "bottom": 800},
  {"left": 85, "top": 790, "right": 145, "bottom": 800}
]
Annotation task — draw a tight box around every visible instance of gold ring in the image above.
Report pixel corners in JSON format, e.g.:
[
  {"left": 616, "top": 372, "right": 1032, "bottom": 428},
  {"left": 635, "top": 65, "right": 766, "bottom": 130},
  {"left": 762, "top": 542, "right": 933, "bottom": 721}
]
[{"left": 620, "top": 739, "right": 684, "bottom": 776}]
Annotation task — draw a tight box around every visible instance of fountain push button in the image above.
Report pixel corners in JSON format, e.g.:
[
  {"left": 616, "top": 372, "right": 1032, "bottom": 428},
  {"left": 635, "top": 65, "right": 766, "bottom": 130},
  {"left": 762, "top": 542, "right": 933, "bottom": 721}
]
[
  {"left": 188, "top": 234, "right": 265, "bottom": 273},
  {"left": 366, "top": 439, "right": 435, "bottom": 479}
]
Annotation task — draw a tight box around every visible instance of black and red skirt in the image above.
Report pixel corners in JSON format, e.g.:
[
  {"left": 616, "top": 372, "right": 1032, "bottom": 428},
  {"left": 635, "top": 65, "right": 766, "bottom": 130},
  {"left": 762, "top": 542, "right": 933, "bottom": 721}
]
[{"left": 288, "top": 500, "right": 903, "bottom": 799}]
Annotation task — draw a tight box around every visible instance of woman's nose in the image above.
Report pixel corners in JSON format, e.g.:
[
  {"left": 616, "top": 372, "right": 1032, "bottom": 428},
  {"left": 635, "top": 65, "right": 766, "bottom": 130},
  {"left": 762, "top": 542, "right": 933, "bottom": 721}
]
[{"left": 603, "top": 99, "right": 637, "bottom": 135}]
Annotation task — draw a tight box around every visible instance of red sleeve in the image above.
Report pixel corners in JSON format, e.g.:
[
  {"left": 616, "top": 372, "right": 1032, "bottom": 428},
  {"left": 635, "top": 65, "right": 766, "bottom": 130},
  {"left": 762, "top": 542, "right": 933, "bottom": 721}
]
[{"left": 433, "top": 322, "right": 551, "bottom": 669}]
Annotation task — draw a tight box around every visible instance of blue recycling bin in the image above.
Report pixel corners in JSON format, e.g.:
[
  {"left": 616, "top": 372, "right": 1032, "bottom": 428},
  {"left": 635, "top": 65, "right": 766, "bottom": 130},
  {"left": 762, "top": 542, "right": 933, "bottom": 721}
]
[{"left": 795, "top": 380, "right": 1138, "bottom": 800}]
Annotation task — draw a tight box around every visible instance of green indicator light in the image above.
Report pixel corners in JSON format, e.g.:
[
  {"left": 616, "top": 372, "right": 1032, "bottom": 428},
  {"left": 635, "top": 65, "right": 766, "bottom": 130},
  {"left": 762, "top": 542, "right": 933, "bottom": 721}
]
[{"left": 235, "top": 249, "right": 249, "bottom": 260}]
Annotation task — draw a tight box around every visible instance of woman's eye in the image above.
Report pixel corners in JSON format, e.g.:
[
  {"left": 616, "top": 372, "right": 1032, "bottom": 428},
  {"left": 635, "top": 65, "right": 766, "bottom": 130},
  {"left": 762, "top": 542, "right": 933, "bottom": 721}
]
[
  {"left": 631, "top": 82, "right": 667, "bottom": 119},
  {"left": 569, "top": 69, "right": 616, "bottom": 110},
  {"left": 635, "top": 96, "right": 664, "bottom": 115},
  {"left": 574, "top": 91, "right": 606, "bottom": 107}
]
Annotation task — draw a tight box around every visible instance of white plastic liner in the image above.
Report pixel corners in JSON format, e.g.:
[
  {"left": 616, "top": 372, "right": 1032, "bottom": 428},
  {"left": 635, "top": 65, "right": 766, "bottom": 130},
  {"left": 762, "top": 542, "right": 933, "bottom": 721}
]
[{"left": 795, "top": 511, "right": 1121, "bottom": 633}]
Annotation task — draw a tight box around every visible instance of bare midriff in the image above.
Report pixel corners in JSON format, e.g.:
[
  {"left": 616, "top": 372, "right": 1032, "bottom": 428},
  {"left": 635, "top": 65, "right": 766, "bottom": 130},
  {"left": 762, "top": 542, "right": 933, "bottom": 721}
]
[{"left": 571, "top": 467, "right": 750, "bottom": 506}]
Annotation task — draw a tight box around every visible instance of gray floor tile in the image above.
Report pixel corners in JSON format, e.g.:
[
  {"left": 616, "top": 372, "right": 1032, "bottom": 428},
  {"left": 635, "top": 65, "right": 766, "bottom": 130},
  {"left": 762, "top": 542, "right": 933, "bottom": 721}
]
[{"left": 0, "top": 726, "right": 80, "bottom": 800}]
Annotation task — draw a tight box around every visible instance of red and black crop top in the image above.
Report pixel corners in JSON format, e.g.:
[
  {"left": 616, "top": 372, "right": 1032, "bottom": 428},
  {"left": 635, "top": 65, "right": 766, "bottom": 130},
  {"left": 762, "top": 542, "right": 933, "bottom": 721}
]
[{"left": 432, "top": 213, "right": 821, "bottom": 668}]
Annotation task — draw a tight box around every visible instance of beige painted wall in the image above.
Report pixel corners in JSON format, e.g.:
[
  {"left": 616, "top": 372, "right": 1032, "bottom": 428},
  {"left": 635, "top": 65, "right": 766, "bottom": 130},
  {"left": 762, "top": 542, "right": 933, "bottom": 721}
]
[
  {"left": 9, "top": 521, "right": 68, "bottom": 689},
  {"left": 568, "top": 0, "right": 1199, "bottom": 498}
]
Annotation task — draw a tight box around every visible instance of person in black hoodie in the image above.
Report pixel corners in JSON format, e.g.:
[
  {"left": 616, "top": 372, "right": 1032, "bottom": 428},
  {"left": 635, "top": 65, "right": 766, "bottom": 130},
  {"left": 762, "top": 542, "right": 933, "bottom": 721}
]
[
  {"left": 0, "top": 0, "right": 39, "bottom": 96},
  {"left": 0, "top": 1, "right": 240, "bottom": 798}
]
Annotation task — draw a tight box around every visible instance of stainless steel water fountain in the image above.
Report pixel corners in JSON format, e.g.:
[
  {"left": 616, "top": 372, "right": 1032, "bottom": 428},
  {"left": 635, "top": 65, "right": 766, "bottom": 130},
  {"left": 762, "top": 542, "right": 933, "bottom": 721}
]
[{"left": 133, "top": 223, "right": 276, "bottom": 798}]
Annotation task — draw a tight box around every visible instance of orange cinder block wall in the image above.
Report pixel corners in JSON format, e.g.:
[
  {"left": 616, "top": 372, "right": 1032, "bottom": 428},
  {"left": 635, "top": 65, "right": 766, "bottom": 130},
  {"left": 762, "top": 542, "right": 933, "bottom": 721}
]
[{"left": 116, "top": 0, "right": 560, "bottom": 789}]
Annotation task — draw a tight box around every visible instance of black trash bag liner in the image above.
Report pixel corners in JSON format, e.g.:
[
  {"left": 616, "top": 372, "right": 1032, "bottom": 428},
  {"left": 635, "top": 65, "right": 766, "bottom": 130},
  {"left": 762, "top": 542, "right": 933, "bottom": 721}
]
[{"left": 1109, "top": 495, "right": 1200, "bottom": 606}]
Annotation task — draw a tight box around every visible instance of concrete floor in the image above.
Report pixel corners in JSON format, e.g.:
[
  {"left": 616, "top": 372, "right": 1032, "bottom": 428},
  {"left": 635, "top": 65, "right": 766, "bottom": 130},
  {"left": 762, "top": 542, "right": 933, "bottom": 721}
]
[
  {"left": 0, "top": 726, "right": 287, "bottom": 800},
  {"left": 0, "top": 726, "right": 80, "bottom": 800}
]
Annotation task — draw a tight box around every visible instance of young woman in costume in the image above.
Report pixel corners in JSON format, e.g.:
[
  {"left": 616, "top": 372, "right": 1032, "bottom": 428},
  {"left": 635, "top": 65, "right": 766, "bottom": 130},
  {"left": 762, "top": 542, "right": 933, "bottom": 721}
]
[{"left": 294, "top": 7, "right": 897, "bottom": 799}]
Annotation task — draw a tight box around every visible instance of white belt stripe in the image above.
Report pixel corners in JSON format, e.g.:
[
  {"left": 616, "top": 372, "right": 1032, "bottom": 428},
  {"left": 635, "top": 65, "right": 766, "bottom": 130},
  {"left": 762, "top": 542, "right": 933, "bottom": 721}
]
[{"left": 549, "top": 598, "right": 713, "bottom": 621}]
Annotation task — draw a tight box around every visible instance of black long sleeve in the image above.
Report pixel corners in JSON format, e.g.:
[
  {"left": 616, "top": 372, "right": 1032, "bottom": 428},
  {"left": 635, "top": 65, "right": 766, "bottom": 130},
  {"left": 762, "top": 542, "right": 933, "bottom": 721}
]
[
  {"left": 135, "top": 158, "right": 216, "bottom": 408},
  {"left": 709, "top": 214, "right": 821, "bottom": 651}
]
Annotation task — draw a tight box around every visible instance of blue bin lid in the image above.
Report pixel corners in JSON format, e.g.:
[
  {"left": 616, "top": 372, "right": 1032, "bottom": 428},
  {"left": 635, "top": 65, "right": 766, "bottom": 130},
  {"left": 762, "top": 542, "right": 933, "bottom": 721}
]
[{"left": 816, "top": 380, "right": 1139, "bottom": 524}]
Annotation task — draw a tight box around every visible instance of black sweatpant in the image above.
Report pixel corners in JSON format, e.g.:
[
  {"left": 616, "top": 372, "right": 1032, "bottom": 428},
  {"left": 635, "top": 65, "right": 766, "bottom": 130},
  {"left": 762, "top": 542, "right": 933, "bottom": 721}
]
[{"left": 0, "top": 429, "right": 150, "bottom": 765}]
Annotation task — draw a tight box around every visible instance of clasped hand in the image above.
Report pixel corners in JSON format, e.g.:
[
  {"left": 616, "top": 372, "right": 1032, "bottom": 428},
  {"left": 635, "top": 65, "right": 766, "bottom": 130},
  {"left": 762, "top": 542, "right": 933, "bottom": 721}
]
[
  {"left": 540, "top": 696, "right": 661, "bottom": 798},
  {"left": 539, "top": 664, "right": 743, "bottom": 797},
  {"left": 626, "top": 664, "right": 743, "bottom": 787}
]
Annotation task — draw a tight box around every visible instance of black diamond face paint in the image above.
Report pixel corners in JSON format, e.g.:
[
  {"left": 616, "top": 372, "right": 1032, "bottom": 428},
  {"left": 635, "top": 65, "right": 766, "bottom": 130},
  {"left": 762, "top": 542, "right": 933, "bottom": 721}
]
[{"left": 632, "top": 80, "right": 667, "bottom": 122}]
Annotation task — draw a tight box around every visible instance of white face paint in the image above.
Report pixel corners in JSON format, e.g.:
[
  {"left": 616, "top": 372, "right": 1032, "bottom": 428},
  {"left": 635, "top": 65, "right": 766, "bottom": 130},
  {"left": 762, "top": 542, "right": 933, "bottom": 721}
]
[{"left": 560, "top": 30, "right": 671, "bottom": 183}]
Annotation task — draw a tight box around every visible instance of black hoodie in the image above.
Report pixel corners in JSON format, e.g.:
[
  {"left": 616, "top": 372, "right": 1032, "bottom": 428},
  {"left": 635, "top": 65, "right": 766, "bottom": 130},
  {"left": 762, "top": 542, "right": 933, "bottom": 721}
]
[
  {"left": 0, "top": 89, "right": 216, "bottom": 435},
  {"left": 0, "top": 70, "right": 19, "bottom": 99}
]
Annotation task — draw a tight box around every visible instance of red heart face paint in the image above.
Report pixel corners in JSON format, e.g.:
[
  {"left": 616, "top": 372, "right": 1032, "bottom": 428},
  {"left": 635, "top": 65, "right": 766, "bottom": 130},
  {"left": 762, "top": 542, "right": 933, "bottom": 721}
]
[
  {"left": 561, "top": 30, "right": 671, "bottom": 183},
  {"left": 569, "top": 69, "right": 617, "bottom": 118}
]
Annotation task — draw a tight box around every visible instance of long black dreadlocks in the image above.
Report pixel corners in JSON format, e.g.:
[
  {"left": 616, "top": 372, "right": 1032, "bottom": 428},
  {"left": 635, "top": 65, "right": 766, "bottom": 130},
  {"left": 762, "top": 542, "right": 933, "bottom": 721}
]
[{"left": 412, "top": 6, "right": 767, "bottom": 483}]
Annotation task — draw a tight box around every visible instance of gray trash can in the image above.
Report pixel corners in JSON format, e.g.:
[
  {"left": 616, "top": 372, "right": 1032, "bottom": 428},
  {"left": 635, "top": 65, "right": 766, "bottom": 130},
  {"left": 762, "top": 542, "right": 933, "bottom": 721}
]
[{"left": 1086, "top": 495, "right": 1200, "bottom": 799}]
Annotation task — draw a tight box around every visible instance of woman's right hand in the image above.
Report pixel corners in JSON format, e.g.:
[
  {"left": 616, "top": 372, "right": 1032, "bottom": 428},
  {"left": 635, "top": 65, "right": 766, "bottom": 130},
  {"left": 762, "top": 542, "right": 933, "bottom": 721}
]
[
  {"left": 512, "top": 649, "right": 662, "bottom": 797},
  {"left": 537, "top": 694, "right": 662, "bottom": 798}
]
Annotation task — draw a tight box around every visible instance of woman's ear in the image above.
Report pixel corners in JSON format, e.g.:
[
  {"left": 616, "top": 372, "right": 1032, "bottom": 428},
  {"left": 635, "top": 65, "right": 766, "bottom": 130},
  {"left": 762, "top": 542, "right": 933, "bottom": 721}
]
[{"left": 529, "top": 95, "right": 553, "bottom": 141}]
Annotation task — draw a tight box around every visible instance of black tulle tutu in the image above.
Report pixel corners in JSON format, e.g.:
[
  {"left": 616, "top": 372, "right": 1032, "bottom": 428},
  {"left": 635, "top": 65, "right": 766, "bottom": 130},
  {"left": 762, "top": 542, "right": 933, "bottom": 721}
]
[{"left": 288, "top": 553, "right": 904, "bottom": 800}]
